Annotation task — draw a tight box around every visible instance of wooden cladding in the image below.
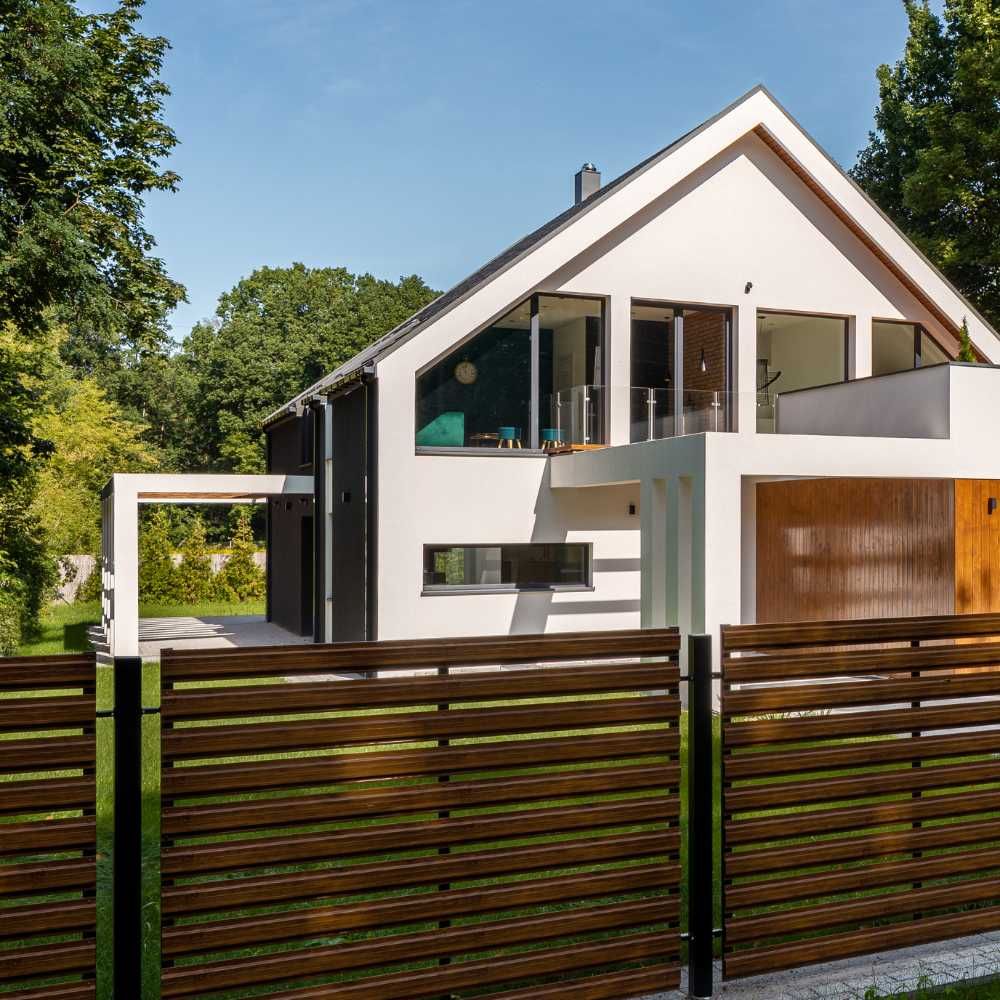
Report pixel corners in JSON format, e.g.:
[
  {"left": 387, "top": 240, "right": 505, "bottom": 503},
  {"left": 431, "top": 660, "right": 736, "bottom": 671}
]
[
  {"left": 159, "top": 629, "right": 682, "bottom": 999},
  {"left": 0, "top": 653, "right": 98, "bottom": 999},
  {"left": 757, "top": 478, "right": 1000, "bottom": 627},
  {"left": 721, "top": 613, "right": 1000, "bottom": 980}
]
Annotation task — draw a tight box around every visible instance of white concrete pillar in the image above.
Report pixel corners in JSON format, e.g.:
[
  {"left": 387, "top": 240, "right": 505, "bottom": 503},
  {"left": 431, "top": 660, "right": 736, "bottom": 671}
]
[
  {"left": 702, "top": 461, "right": 743, "bottom": 680},
  {"left": 640, "top": 478, "right": 667, "bottom": 627},
  {"left": 607, "top": 294, "right": 632, "bottom": 446},
  {"left": 735, "top": 299, "right": 758, "bottom": 435},
  {"left": 111, "top": 476, "right": 139, "bottom": 658},
  {"left": 665, "top": 475, "right": 695, "bottom": 635},
  {"left": 850, "top": 313, "right": 873, "bottom": 380}
]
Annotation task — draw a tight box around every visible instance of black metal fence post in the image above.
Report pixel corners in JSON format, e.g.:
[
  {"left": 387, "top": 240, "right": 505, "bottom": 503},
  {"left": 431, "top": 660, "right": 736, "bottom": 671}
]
[
  {"left": 113, "top": 656, "right": 143, "bottom": 997},
  {"left": 688, "top": 633, "right": 715, "bottom": 999}
]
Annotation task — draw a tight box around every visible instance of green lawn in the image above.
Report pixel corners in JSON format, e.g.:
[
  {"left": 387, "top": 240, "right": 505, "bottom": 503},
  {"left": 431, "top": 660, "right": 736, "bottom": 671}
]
[{"left": 14, "top": 598, "right": 267, "bottom": 656}]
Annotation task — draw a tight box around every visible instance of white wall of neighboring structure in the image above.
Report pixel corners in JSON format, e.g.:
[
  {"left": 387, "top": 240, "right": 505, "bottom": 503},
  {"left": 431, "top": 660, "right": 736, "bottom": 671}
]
[{"left": 363, "top": 88, "right": 1000, "bottom": 645}]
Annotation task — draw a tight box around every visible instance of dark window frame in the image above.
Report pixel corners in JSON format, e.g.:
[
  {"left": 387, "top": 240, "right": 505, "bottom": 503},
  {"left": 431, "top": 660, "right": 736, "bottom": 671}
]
[
  {"left": 414, "top": 292, "right": 608, "bottom": 453},
  {"left": 421, "top": 542, "right": 594, "bottom": 594}
]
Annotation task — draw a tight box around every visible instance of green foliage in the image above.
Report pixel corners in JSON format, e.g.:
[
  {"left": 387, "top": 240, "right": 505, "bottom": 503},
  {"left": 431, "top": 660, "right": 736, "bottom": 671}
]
[
  {"left": 0, "top": 557, "right": 26, "bottom": 656},
  {"left": 0, "top": 483, "right": 56, "bottom": 640},
  {"left": 138, "top": 508, "right": 177, "bottom": 603},
  {"left": 173, "top": 515, "right": 213, "bottom": 604},
  {"left": 852, "top": 0, "right": 1000, "bottom": 331},
  {"left": 76, "top": 554, "right": 103, "bottom": 604},
  {"left": 0, "top": 0, "right": 184, "bottom": 345},
  {"left": 173, "top": 264, "right": 438, "bottom": 472},
  {"left": 957, "top": 316, "right": 976, "bottom": 362},
  {"left": 213, "top": 508, "right": 265, "bottom": 602},
  {"left": 33, "top": 369, "right": 159, "bottom": 555}
]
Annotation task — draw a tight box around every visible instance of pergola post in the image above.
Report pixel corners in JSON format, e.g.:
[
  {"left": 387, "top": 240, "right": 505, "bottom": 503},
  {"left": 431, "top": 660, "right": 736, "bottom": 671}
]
[{"left": 110, "top": 475, "right": 140, "bottom": 659}]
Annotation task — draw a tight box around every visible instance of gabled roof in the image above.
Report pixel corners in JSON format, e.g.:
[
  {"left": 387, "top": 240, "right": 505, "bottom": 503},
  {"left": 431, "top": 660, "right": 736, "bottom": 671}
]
[{"left": 265, "top": 84, "right": 999, "bottom": 425}]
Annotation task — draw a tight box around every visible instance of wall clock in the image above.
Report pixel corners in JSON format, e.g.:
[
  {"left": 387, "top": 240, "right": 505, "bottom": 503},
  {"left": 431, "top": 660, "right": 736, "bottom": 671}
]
[{"left": 454, "top": 360, "right": 478, "bottom": 385}]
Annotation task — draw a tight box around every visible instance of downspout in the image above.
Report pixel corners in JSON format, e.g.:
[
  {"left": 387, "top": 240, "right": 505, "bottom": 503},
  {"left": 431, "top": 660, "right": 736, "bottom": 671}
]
[
  {"left": 363, "top": 370, "right": 379, "bottom": 641},
  {"left": 308, "top": 399, "right": 327, "bottom": 643}
]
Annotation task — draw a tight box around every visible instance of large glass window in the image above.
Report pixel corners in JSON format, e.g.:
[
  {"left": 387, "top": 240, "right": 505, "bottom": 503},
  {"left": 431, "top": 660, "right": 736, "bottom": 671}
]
[
  {"left": 757, "top": 312, "right": 847, "bottom": 432},
  {"left": 415, "top": 295, "right": 605, "bottom": 450},
  {"left": 423, "top": 543, "right": 591, "bottom": 591},
  {"left": 630, "top": 302, "right": 732, "bottom": 442},
  {"left": 872, "top": 321, "right": 952, "bottom": 377}
]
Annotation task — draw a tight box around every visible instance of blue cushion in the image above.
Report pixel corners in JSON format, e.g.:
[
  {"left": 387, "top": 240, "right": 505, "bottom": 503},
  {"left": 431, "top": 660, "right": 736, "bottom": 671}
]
[{"left": 416, "top": 411, "right": 465, "bottom": 447}]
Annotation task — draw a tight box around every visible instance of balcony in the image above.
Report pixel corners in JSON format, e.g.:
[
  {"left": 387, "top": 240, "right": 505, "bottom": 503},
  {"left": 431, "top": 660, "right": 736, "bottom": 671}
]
[{"left": 630, "top": 388, "right": 736, "bottom": 442}]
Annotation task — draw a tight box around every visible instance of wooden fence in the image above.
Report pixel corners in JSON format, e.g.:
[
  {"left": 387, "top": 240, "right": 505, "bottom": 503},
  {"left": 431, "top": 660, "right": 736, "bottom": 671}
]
[
  {"left": 0, "top": 652, "right": 99, "bottom": 999},
  {"left": 721, "top": 612, "right": 1000, "bottom": 980},
  {"left": 158, "top": 628, "right": 682, "bottom": 1000}
]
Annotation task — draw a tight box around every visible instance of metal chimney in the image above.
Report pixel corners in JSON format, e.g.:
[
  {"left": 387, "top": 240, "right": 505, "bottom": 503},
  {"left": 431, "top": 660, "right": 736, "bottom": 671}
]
[{"left": 574, "top": 162, "right": 600, "bottom": 204}]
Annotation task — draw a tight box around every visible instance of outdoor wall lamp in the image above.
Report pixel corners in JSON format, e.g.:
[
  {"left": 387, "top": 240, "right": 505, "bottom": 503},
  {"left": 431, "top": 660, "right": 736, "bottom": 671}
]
[
  {"left": 744, "top": 281, "right": 753, "bottom": 294},
  {"left": 989, "top": 497, "right": 997, "bottom": 515}
]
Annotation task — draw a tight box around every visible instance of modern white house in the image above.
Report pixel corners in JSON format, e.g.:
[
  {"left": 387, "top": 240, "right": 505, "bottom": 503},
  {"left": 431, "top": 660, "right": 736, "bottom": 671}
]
[{"left": 260, "top": 84, "right": 1000, "bottom": 655}]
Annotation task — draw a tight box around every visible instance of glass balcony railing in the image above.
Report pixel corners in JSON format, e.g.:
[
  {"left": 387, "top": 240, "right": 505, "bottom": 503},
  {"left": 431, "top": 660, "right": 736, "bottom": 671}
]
[
  {"left": 541, "top": 385, "right": 606, "bottom": 448},
  {"left": 630, "top": 387, "right": 736, "bottom": 442}
]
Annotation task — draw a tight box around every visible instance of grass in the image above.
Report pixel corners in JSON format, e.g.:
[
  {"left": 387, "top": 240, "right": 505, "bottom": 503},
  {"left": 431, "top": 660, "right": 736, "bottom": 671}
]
[{"left": 14, "top": 598, "right": 267, "bottom": 656}]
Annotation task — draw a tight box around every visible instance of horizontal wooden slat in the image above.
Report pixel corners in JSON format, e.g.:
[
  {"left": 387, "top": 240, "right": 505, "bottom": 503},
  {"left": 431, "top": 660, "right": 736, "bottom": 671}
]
[
  {"left": 726, "top": 757, "right": 1000, "bottom": 813},
  {"left": 0, "top": 818, "right": 95, "bottom": 856},
  {"left": 727, "top": 874, "right": 1000, "bottom": 944},
  {"left": 0, "top": 899, "right": 95, "bottom": 939},
  {"left": 163, "top": 863, "right": 675, "bottom": 956},
  {"left": 212, "top": 931, "right": 674, "bottom": 1000},
  {"left": 0, "top": 858, "right": 96, "bottom": 896},
  {"left": 726, "top": 816, "right": 1000, "bottom": 877},
  {"left": 721, "top": 640, "right": 1000, "bottom": 685},
  {"left": 165, "top": 830, "right": 677, "bottom": 915},
  {"left": 0, "top": 694, "right": 94, "bottom": 731},
  {"left": 6, "top": 985, "right": 96, "bottom": 1000},
  {"left": 163, "top": 796, "right": 675, "bottom": 875},
  {"left": 726, "top": 785, "right": 1000, "bottom": 845},
  {"left": 724, "top": 903, "right": 1000, "bottom": 980},
  {"left": 0, "top": 735, "right": 95, "bottom": 773},
  {"left": 0, "top": 654, "right": 95, "bottom": 690},
  {"left": 162, "top": 628, "right": 680, "bottom": 681},
  {"left": 724, "top": 729, "right": 1000, "bottom": 780},
  {"left": 722, "top": 612, "right": 1000, "bottom": 652},
  {"left": 163, "top": 763, "right": 678, "bottom": 836},
  {"left": 724, "top": 699, "right": 1000, "bottom": 746},
  {"left": 727, "top": 844, "right": 1000, "bottom": 909},
  {"left": 161, "top": 897, "right": 672, "bottom": 996},
  {"left": 163, "top": 697, "right": 677, "bottom": 760},
  {"left": 725, "top": 670, "right": 1000, "bottom": 715},
  {"left": 0, "top": 776, "right": 95, "bottom": 816},
  {"left": 162, "top": 663, "right": 678, "bottom": 720},
  {"left": 163, "top": 730, "right": 677, "bottom": 797},
  {"left": 0, "top": 939, "right": 95, "bottom": 981}
]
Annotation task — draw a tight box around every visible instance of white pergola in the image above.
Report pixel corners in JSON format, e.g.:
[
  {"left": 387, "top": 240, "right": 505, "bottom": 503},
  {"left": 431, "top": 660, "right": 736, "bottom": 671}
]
[{"left": 100, "top": 473, "right": 314, "bottom": 659}]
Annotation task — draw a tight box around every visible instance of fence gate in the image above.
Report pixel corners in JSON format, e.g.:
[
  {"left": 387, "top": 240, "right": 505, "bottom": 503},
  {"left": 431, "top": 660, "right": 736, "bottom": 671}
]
[
  {"left": 158, "top": 629, "right": 682, "bottom": 999},
  {"left": 0, "top": 652, "right": 99, "bottom": 998},
  {"left": 721, "top": 613, "right": 1000, "bottom": 981}
]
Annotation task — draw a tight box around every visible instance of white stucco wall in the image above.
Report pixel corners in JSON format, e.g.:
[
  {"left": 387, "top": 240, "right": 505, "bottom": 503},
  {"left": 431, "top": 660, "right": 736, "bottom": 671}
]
[{"left": 366, "top": 92, "right": 999, "bottom": 643}]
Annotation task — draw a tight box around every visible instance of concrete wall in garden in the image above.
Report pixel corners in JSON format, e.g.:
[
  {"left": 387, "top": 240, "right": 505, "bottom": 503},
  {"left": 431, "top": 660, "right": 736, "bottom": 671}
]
[{"left": 59, "top": 552, "right": 266, "bottom": 604}]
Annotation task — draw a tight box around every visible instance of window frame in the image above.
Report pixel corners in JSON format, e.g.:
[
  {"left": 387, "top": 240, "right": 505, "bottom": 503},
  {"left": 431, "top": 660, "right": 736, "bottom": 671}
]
[
  {"left": 421, "top": 542, "right": 594, "bottom": 595},
  {"left": 414, "top": 292, "right": 608, "bottom": 453},
  {"left": 871, "top": 318, "right": 952, "bottom": 374}
]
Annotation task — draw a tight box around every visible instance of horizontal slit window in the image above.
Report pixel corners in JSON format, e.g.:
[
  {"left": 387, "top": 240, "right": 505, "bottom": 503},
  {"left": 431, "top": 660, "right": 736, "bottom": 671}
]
[{"left": 423, "top": 543, "right": 592, "bottom": 591}]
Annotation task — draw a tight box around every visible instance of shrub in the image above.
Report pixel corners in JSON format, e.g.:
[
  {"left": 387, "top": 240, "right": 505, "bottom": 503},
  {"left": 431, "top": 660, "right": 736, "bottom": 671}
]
[
  {"left": 174, "top": 515, "right": 213, "bottom": 604},
  {"left": 0, "top": 563, "right": 25, "bottom": 655},
  {"left": 214, "top": 507, "right": 265, "bottom": 602},
  {"left": 139, "top": 508, "right": 179, "bottom": 603},
  {"left": 76, "top": 554, "right": 103, "bottom": 604}
]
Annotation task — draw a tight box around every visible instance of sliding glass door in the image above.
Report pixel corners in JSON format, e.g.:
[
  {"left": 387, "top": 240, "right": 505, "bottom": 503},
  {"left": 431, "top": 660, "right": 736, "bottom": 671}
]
[{"left": 630, "top": 302, "right": 732, "bottom": 442}]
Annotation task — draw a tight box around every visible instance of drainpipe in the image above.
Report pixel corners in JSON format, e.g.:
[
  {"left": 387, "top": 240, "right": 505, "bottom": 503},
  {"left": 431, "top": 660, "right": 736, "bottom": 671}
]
[{"left": 307, "top": 398, "right": 326, "bottom": 644}]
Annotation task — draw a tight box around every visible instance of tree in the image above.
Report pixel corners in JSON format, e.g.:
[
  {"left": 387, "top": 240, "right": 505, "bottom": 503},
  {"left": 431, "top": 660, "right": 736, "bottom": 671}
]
[
  {"left": 33, "top": 373, "right": 160, "bottom": 556},
  {"left": 0, "top": 0, "right": 185, "bottom": 346},
  {"left": 852, "top": 1, "right": 1000, "bottom": 330},
  {"left": 174, "top": 515, "right": 212, "bottom": 604},
  {"left": 958, "top": 316, "right": 977, "bottom": 362},
  {"left": 214, "top": 507, "right": 264, "bottom": 602},
  {"left": 138, "top": 507, "right": 176, "bottom": 603},
  {"left": 175, "top": 264, "right": 438, "bottom": 472}
]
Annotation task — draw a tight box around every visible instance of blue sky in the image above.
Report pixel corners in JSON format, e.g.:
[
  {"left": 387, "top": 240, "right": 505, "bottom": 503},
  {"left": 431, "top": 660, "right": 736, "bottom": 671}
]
[{"left": 108, "top": 1, "right": 918, "bottom": 341}]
